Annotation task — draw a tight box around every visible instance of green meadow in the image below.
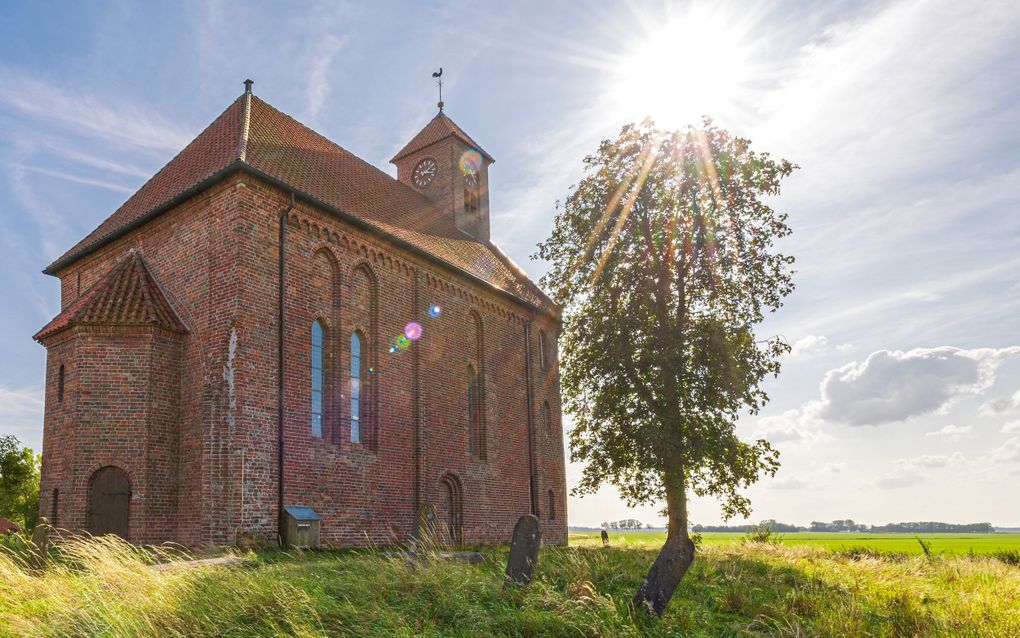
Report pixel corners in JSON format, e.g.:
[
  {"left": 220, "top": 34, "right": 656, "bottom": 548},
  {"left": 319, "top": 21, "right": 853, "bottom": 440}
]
[
  {"left": 2, "top": 532, "right": 1019, "bottom": 637},
  {"left": 571, "top": 530, "right": 1020, "bottom": 556}
]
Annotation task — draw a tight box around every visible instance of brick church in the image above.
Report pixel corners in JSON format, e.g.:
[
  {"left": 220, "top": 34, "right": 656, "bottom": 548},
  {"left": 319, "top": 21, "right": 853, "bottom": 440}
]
[{"left": 34, "top": 82, "right": 566, "bottom": 547}]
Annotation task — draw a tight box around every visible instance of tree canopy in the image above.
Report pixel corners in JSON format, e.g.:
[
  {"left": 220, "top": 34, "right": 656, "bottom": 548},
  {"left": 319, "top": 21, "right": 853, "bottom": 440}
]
[
  {"left": 537, "top": 118, "right": 795, "bottom": 614},
  {"left": 0, "top": 435, "right": 40, "bottom": 530}
]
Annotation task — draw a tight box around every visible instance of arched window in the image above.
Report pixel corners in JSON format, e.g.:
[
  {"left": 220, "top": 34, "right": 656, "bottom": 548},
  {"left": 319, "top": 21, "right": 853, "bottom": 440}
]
[
  {"left": 57, "top": 364, "right": 65, "bottom": 403},
  {"left": 310, "top": 321, "right": 324, "bottom": 438},
  {"left": 547, "top": 490, "right": 556, "bottom": 520},
  {"left": 467, "top": 365, "right": 479, "bottom": 454},
  {"left": 350, "top": 331, "right": 363, "bottom": 444},
  {"left": 468, "top": 311, "right": 486, "bottom": 459},
  {"left": 538, "top": 330, "right": 548, "bottom": 371},
  {"left": 542, "top": 400, "right": 551, "bottom": 435}
]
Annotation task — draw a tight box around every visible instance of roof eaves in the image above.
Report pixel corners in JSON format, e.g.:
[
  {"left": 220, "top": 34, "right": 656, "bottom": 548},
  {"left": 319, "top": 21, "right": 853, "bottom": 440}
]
[
  {"left": 43, "top": 160, "right": 248, "bottom": 276},
  {"left": 238, "top": 165, "right": 556, "bottom": 318}
]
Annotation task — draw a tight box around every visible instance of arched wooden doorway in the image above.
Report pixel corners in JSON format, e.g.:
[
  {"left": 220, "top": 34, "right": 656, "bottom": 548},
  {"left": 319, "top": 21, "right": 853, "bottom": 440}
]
[
  {"left": 441, "top": 474, "right": 463, "bottom": 546},
  {"left": 89, "top": 466, "right": 131, "bottom": 538}
]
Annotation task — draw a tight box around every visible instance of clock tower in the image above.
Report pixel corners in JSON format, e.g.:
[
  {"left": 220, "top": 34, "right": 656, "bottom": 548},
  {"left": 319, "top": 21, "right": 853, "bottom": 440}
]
[{"left": 392, "top": 110, "right": 494, "bottom": 242}]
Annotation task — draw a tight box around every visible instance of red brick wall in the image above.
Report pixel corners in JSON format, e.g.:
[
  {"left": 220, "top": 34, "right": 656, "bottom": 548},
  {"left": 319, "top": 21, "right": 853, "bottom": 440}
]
[{"left": 39, "top": 171, "right": 567, "bottom": 547}]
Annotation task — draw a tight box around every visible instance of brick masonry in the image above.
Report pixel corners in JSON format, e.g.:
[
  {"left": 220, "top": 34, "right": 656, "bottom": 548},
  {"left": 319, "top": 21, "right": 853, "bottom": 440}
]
[{"left": 36, "top": 109, "right": 567, "bottom": 548}]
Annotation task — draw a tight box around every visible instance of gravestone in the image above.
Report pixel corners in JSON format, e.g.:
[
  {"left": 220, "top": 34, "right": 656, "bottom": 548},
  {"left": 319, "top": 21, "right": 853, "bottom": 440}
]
[
  {"left": 30, "top": 518, "right": 50, "bottom": 570},
  {"left": 413, "top": 503, "right": 440, "bottom": 555},
  {"left": 632, "top": 534, "right": 696, "bottom": 617},
  {"left": 504, "top": 514, "right": 541, "bottom": 586},
  {"left": 601, "top": 529, "right": 610, "bottom": 546}
]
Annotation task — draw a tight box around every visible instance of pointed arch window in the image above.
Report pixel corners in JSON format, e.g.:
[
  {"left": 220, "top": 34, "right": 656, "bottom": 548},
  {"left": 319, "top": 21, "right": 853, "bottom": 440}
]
[
  {"left": 538, "top": 330, "right": 549, "bottom": 371},
  {"left": 467, "top": 365, "right": 479, "bottom": 455},
  {"left": 542, "top": 400, "right": 551, "bottom": 435},
  {"left": 311, "top": 321, "right": 324, "bottom": 438},
  {"left": 350, "top": 331, "right": 363, "bottom": 444},
  {"left": 57, "top": 364, "right": 65, "bottom": 403}
]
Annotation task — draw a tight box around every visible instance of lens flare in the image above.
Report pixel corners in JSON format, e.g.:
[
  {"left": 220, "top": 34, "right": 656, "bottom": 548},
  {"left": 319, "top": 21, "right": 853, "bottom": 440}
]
[
  {"left": 459, "top": 149, "right": 482, "bottom": 175},
  {"left": 428, "top": 304, "right": 442, "bottom": 318},
  {"left": 404, "top": 321, "right": 423, "bottom": 341}
]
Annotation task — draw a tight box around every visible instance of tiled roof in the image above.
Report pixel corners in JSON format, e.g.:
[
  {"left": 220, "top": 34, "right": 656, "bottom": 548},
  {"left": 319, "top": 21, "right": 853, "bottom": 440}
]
[
  {"left": 46, "top": 92, "right": 553, "bottom": 313},
  {"left": 34, "top": 250, "right": 187, "bottom": 342},
  {"left": 390, "top": 110, "right": 493, "bottom": 162}
]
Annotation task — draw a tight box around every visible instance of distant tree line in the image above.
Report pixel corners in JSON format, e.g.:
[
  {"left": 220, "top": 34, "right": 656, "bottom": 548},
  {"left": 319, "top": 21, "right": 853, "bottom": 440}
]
[
  {"left": 691, "top": 519, "right": 996, "bottom": 534},
  {"left": 600, "top": 519, "right": 653, "bottom": 530}
]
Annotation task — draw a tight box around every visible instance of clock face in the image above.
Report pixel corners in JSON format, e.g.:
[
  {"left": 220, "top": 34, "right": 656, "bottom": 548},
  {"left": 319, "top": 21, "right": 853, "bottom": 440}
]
[{"left": 412, "top": 158, "right": 438, "bottom": 188}]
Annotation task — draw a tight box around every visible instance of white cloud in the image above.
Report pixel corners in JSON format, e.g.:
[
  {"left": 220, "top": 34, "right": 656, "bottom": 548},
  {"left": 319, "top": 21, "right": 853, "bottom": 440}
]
[
  {"left": 925, "top": 424, "right": 972, "bottom": 441},
  {"left": 989, "top": 437, "right": 1020, "bottom": 464},
  {"left": 754, "top": 405, "right": 829, "bottom": 448},
  {"left": 790, "top": 334, "right": 828, "bottom": 357},
  {"left": 874, "top": 468, "right": 923, "bottom": 489},
  {"left": 1002, "top": 420, "right": 1020, "bottom": 434},
  {"left": 820, "top": 347, "right": 1020, "bottom": 426},
  {"left": 769, "top": 475, "right": 810, "bottom": 490},
  {"left": 873, "top": 452, "right": 965, "bottom": 489},
  {"left": 980, "top": 389, "right": 1020, "bottom": 415}
]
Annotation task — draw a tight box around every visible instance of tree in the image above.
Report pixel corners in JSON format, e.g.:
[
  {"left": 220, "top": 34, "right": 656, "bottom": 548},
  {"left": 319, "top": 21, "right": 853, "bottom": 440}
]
[
  {"left": 537, "top": 119, "right": 795, "bottom": 615},
  {"left": 0, "top": 435, "right": 41, "bottom": 530}
]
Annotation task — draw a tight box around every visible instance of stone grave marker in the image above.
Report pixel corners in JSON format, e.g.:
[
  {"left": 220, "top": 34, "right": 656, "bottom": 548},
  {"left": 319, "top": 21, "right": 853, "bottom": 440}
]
[
  {"left": 30, "top": 518, "right": 50, "bottom": 569},
  {"left": 504, "top": 514, "right": 541, "bottom": 586},
  {"left": 632, "top": 534, "right": 696, "bottom": 617}
]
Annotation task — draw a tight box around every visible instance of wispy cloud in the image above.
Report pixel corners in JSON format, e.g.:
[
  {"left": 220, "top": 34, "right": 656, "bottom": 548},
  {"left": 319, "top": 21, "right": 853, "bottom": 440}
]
[
  {"left": 926, "top": 424, "right": 972, "bottom": 441},
  {"left": 0, "top": 66, "right": 192, "bottom": 151},
  {"left": 0, "top": 384, "right": 44, "bottom": 450}
]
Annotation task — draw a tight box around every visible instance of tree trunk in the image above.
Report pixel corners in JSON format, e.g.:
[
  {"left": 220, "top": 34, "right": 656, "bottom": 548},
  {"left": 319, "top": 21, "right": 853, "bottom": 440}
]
[{"left": 633, "top": 452, "right": 695, "bottom": 617}]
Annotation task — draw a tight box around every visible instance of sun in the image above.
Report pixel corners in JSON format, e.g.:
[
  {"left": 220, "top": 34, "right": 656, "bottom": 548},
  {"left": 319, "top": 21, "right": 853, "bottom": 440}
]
[{"left": 613, "top": 9, "right": 751, "bottom": 128}]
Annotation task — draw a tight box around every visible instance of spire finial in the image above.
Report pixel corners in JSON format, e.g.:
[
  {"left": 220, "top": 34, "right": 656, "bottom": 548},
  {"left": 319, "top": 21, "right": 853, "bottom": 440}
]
[
  {"left": 243, "top": 79, "right": 254, "bottom": 94},
  {"left": 431, "top": 67, "right": 444, "bottom": 111}
]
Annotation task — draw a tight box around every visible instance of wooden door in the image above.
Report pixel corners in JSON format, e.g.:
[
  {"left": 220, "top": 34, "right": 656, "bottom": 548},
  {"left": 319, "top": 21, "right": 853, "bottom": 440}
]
[{"left": 89, "top": 467, "right": 130, "bottom": 538}]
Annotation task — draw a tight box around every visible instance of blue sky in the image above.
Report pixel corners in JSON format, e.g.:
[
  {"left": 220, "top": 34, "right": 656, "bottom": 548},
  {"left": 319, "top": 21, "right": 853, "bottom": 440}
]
[{"left": 1, "top": 1, "right": 1018, "bottom": 528}]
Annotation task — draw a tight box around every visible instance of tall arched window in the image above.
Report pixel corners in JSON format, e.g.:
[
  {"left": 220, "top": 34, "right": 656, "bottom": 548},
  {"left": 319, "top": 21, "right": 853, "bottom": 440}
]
[
  {"left": 547, "top": 490, "right": 556, "bottom": 520},
  {"left": 350, "top": 331, "right": 363, "bottom": 444},
  {"left": 467, "top": 365, "right": 479, "bottom": 455},
  {"left": 538, "top": 330, "right": 548, "bottom": 371},
  {"left": 542, "top": 400, "right": 551, "bottom": 435},
  {"left": 469, "top": 311, "right": 487, "bottom": 459},
  {"left": 310, "top": 321, "right": 324, "bottom": 438},
  {"left": 57, "top": 364, "right": 65, "bottom": 403}
]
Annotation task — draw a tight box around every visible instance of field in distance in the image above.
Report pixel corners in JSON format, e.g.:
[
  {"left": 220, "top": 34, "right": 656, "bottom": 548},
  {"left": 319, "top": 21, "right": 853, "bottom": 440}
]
[{"left": 571, "top": 530, "right": 1020, "bottom": 555}]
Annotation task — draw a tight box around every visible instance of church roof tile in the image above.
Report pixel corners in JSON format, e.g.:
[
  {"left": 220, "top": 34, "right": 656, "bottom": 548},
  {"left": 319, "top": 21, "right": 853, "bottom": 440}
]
[
  {"left": 45, "top": 91, "right": 553, "bottom": 313},
  {"left": 35, "top": 250, "right": 187, "bottom": 341}
]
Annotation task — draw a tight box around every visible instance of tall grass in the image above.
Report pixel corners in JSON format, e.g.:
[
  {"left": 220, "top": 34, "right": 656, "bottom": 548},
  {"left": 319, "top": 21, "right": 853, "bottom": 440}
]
[{"left": 2, "top": 532, "right": 1019, "bottom": 637}]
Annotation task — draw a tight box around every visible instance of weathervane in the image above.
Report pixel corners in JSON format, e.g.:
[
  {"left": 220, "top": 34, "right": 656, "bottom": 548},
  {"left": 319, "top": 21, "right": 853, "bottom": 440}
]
[{"left": 432, "top": 67, "right": 444, "bottom": 111}]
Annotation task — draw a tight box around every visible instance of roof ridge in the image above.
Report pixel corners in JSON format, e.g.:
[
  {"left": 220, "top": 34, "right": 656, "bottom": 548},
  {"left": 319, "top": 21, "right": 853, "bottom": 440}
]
[
  {"left": 390, "top": 110, "right": 492, "bottom": 163},
  {"left": 237, "top": 90, "right": 252, "bottom": 162},
  {"left": 248, "top": 95, "right": 444, "bottom": 214},
  {"left": 34, "top": 250, "right": 188, "bottom": 341}
]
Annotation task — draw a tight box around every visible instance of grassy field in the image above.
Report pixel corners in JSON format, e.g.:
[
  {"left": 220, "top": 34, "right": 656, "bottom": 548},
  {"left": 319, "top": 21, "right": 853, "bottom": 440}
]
[
  {"left": 571, "top": 530, "right": 1020, "bottom": 555},
  {"left": 2, "top": 533, "right": 1019, "bottom": 637}
]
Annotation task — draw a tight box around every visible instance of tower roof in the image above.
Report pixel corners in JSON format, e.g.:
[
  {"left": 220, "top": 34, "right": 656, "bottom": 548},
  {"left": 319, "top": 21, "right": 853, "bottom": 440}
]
[
  {"left": 34, "top": 250, "right": 187, "bottom": 341},
  {"left": 390, "top": 110, "right": 493, "bottom": 163},
  {"left": 45, "top": 89, "right": 551, "bottom": 313}
]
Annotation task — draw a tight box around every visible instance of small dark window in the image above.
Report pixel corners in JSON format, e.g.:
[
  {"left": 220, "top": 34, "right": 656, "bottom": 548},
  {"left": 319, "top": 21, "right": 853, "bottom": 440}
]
[
  {"left": 547, "top": 490, "right": 556, "bottom": 520},
  {"left": 57, "top": 365, "right": 65, "bottom": 403},
  {"left": 542, "top": 401, "right": 551, "bottom": 435},
  {"left": 538, "top": 330, "right": 549, "bottom": 371},
  {"left": 51, "top": 488, "right": 59, "bottom": 526}
]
